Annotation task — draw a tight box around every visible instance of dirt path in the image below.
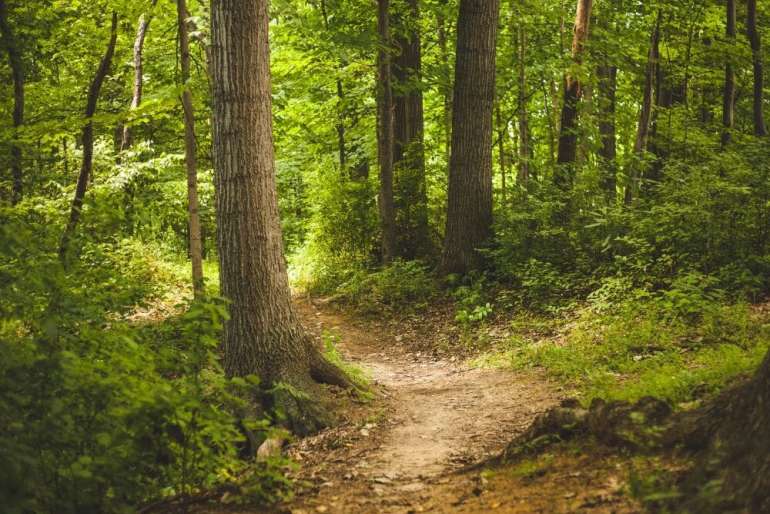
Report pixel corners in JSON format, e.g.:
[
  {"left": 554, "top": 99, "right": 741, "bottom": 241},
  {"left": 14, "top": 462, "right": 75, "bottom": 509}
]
[{"left": 282, "top": 301, "right": 561, "bottom": 513}]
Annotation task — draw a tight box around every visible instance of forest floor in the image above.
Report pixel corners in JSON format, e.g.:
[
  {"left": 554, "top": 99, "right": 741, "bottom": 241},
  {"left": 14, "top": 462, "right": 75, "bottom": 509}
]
[{"left": 203, "top": 299, "right": 658, "bottom": 514}]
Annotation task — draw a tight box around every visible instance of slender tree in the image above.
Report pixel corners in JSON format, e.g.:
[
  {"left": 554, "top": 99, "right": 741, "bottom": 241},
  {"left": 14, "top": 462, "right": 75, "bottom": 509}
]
[
  {"left": 210, "top": 0, "right": 350, "bottom": 434},
  {"left": 120, "top": 0, "right": 158, "bottom": 151},
  {"left": 440, "top": 0, "right": 500, "bottom": 275},
  {"left": 0, "top": 0, "right": 24, "bottom": 204},
  {"left": 625, "top": 11, "right": 660, "bottom": 204},
  {"left": 376, "top": 0, "right": 397, "bottom": 263},
  {"left": 392, "top": 0, "right": 430, "bottom": 259},
  {"left": 177, "top": 0, "right": 204, "bottom": 296},
  {"left": 59, "top": 12, "right": 118, "bottom": 261},
  {"left": 516, "top": 19, "right": 532, "bottom": 187},
  {"left": 554, "top": 0, "right": 592, "bottom": 191},
  {"left": 747, "top": 0, "right": 767, "bottom": 137},
  {"left": 721, "top": 0, "right": 736, "bottom": 147},
  {"left": 595, "top": 4, "right": 618, "bottom": 204},
  {"left": 436, "top": 0, "right": 452, "bottom": 166}
]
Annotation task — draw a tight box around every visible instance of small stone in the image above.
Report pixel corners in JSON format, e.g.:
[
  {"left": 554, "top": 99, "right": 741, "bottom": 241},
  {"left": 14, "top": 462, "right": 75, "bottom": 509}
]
[{"left": 315, "top": 506, "right": 328, "bottom": 513}]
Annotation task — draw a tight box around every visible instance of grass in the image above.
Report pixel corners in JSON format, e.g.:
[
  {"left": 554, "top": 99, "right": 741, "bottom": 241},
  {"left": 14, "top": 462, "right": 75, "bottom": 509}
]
[
  {"left": 473, "top": 298, "right": 770, "bottom": 405},
  {"left": 322, "top": 331, "right": 374, "bottom": 399}
]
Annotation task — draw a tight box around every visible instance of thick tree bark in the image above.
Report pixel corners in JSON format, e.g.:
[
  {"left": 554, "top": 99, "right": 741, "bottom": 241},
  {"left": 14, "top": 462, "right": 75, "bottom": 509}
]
[
  {"left": 625, "top": 12, "right": 660, "bottom": 205},
  {"left": 392, "top": 0, "right": 430, "bottom": 259},
  {"left": 440, "top": 0, "right": 500, "bottom": 275},
  {"left": 177, "top": 0, "right": 204, "bottom": 297},
  {"left": 721, "top": 0, "right": 736, "bottom": 147},
  {"left": 59, "top": 12, "right": 118, "bottom": 261},
  {"left": 554, "top": 0, "right": 592, "bottom": 191},
  {"left": 517, "top": 20, "right": 532, "bottom": 187},
  {"left": 120, "top": 0, "right": 158, "bottom": 152},
  {"left": 748, "top": 0, "right": 767, "bottom": 137},
  {"left": 210, "top": 0, "right": 350, "bottom": 435},
  {"left": 376, "top": 0, "right": 397, "bottom": 263},
  {"left": 0, "top": 0, "right": 24, "bottom": 204}
]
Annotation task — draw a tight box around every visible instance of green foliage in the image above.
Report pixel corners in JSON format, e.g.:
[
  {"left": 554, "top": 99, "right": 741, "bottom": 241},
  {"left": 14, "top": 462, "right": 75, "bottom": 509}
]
[
  {"left": 330, "top": 260, "right": 438, "bottom": 314},
  {"left": 449, "top": 274, "right": 493, "bottom": 326},
  {"left": 0, "top": 217, "right": 290, "bottom": 513},
  {"left": 322, "top": 332, "right": 372, "bottom": 396}
]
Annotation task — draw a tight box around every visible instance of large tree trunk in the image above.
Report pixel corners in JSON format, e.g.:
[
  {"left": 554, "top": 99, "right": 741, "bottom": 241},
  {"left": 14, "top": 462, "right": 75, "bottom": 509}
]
[
  {"left": 120, "top": 0, "right": 158, "bottom": 152},
  {"left": 59, "top": 12, "right": 118, "bottom": 261},
  {"left": 439, "top": 0, "right": 500, "bottom": 275},
  {"left": 554, "top": 0, "right": 592, "bottom": 191},
  {"left": 748, "top": 0, "right": 767, "bottom": 137},
  {"left": 0, "top": 0, "right": 24, "bottom": 205},
  {"left": 376, "top": 0, "right": 397, "bottom": 263},
  {"left": 721, "top": 0, "right": 736, "bottom": 148},
  {"left": 177, "top": 0, "right": 204, "bottom": 297},
  {"left": 210, "top": 0, "right": 350, "bottom": 435},
  {"left": 392, "top": 0, "right": 430, "bottom": 259},
  {"left": 625, "top": 11, "right": 660, "bottom": 205}
]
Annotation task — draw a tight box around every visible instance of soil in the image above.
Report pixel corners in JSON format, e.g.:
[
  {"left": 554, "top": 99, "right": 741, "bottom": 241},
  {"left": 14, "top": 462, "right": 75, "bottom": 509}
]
[{"left": 199, "top": 300, "right": 652, "bottom": 514}]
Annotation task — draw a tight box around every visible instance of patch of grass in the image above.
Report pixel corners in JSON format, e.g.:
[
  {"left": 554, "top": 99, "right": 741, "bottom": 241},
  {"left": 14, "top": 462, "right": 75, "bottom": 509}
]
[
  {"left": 475, "top": 296, "right": 770, "bottom": 405},
  {"left": 322, "top": 332, "right": 373, "bottom": 400}
]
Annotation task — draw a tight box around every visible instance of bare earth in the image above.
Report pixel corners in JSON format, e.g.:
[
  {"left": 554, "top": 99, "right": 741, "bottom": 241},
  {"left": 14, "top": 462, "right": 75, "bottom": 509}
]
[{"left": 203, "top": 300, "right": 649, "bottom": 513}]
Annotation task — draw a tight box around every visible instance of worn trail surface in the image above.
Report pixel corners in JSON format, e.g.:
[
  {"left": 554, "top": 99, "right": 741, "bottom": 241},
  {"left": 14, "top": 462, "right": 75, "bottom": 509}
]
[{"left": 283, "top": 301, "right": 560, "bottom": 513}]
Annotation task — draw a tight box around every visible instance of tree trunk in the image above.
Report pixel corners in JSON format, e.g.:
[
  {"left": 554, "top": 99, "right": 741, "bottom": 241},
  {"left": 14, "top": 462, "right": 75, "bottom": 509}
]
[
  {"left": 177, "top": 0, "right": 204, "bottom": 297},
  {"left": 517, "top": 19, "right": 532, "bottom": 187},
  {"left": 319, "top": 0, "right": 347, "bottom": 170},
  {"left": 748, "top": 0, "right": 767, "bottom": 137},
  {"left": 0, "top": 0, "right": 24, "bottom": 205},
  {"left": 439, "top": 0, "right": 500, "bottom": 275},
  {"left": 210, "top": 0, "right": 351, "bottom": 435},
  {"left": 436, "top": 1, "right": 451, "bottom": 166},
  {"left": 597, "top": 64, "right": 616, "bottom": 203},
  {"left": 120, "top": 0, "right": 158, "bottom": 152},
  {"left": 625, "top": 11, "right": 660, "bottom": 205},
  {"left": 392, "top": 0, "right": 430, "bottom": 259},
  {"left": 59, "top": 12, "right": 118, "bottom": 261},
  {"left": 721, "top": 0, "right": 736, "bottom": 148},
  {"left": 376, "top": 0, "right": 397, "bottom": 263},
  {"left": 496, "top": 102, "right": 508, "bottom": 202},
  {"left": 554, "top": 0, "right": 592, "bottom": 191}
]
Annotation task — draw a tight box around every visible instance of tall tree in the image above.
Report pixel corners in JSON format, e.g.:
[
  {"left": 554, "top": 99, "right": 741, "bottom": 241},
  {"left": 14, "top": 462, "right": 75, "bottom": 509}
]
[
  {"left": 516, "top": 18, "right": 533, "bottom": 187},
  {"left": 747, "top": 0, "right": 767, "bottom": 137},
  {"left": 392, "top": 0, "right": 430, "bottom": 259},
  {"left": 0, "top": 0, "right": 24, "bottom": 204},
  {"left": 210, "top": 0, "right": 350, "bottom": 434},
  {"left": 440, "top": 0, "right": 500, "bottom": 275},
  {"left": 554, "top": 0, "right": 592, "bottom": 191},
  {"left": 376, "top": 0, "right": 397, "bottom": 263},
  {"left": 625, "top": 11, "right": 660, "bottom": 204},
  {"left": 721, "top": 0, "right": 736, "bottom": 147},
  {"left": 595, "top": 3, "right": 618, "bottom": 204},
  {"left": 177, "top": 0, "right": 204, "bottom": 297},
  {"left": 59, "top": 12, "right": 118, "bottom": 261},
  {"left": 120, "top": 0, "right": 158, "bottom": 151}
]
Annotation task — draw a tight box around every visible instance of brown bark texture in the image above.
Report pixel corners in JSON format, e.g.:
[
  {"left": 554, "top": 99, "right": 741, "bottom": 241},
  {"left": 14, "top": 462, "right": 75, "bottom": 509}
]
[
  {"left": 392, "top": 0, "right": 430, "bottom": 259},
  {"left": 554, "top": 0, "right": 592, "bottom": 191},
  {"left": 0, "top": 0, "right": 24, "bottom": 204},
  {"left": 439, "top": 0, "right": 500, "bottom": 275},
  {"left": 210, "top": 0, "right": 350, "bottom": 435},
  {"left": 177, "top": 0, "right": 204, "bottom": 297},
  {"left": 59, "top": 12, "right": 118, "bottom": 261}
]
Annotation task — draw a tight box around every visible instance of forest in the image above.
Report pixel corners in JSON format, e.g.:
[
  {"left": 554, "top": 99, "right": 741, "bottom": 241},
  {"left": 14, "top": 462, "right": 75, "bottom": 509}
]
[{"left": 1, "top": 0, "right": 769, "bottom": 512}]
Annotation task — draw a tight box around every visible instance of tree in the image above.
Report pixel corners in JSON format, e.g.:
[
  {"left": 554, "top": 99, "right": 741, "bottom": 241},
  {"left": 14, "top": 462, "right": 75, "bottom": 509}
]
[
  {"left": 516, "top": 15, "right": 533, "bottom": 188},
  {"left": 625, "top": 11, "right": 660, "bottom": 204},
  {"left": 120, "top": 0, "right": 158, "bottom": 152},
  {"left": 747, "top": 0, "right": 767, "bottom": 137},
  {"left": 177, "top": 0, "right": 204, "bottom": 297},
  {"left": 440, "top": 0, "right": 500, "bottom": 275},
  {"left": 554, "top": 0, "right": 592, "bottom": 191},
  {"left": 209, "top": 0, "right": 350, "bottom": 435},
  {"left": 0, "top": 0, "right": 24, "bottom": 204},
  {"left": 721, "top": 0, "right": 736, "bottom": 147},
  {"left": 392, "top": 0, "right": 430, "bottom": 259},
  {"left": 59, "top": 12, "right": 118, "bottom": 261},
  {"left": 376, "top": 0, "right": 397, "bottom": 263}
]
